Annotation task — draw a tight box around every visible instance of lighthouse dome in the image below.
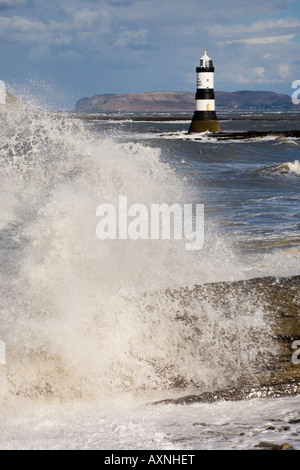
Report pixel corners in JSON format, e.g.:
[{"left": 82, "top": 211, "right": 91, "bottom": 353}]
[{"left": 200, "top": 51, "right": 213, "bottom": 68}]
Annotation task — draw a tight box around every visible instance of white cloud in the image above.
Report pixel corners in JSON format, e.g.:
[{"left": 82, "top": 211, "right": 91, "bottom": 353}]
[
  {"left": 226, "top": 33, "right": 297, "bottom": 45},
  {"left": 278, "top": 63, "right": 290, "bottom": 78},
  {"left": 0, "top": 16, "right": 48, "bottom": 42},
  {"left": 215, "top": 17, "right": 300, "bottom": 36},
  {"left": 0, "top": 0, "right": 33, "bottom": 5},
  {"left": 114, "top": 27, "right": 149, "bottom": 47},
  {"left": 211, "top": 14, "right": 300, "bottom": 87},
  {"left": 214, "top": 17, "right": 300, "bottom": 46},
  {"left": 254, "top": 66, "right": 265, "bottom": 78},
  {"left": 108, "top": 0, "right": 142, "bottom": 4},
  {"left": 221, "top": 60, "right": 291, "bottom": 85},
  {"left": 69, "top": 9, "right": 100, "bottom": 30},
  {"left": 250, "top": 17, "right": 300, "bottom": 30},
  {"left": 61, "top": 7, "right": 111, "bottom": 32},
  {"left": 0, "top": 8, "right": 112, "bottom": 46}
]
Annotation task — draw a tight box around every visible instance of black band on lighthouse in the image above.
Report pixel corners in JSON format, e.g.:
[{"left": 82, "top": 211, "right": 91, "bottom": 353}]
[
  {"left": 196, "top": 89, "right": 215, "bottom": 100},
  {"left": 192, "top": 110, "right": 218, "bottom": 120},
  {"left": 196, "top": 66, "right": 214, "bottom": 73}
]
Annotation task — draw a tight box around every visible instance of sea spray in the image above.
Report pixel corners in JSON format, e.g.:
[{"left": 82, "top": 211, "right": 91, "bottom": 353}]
[
  {"left": 0, "top": 105, "right": 275, "bottom": 400},
  {"left": 287, "top": 159, "right": 300, "bottom": 175},
  {"left": 252, "top": 159, "right": 300, "bottom": 176}
]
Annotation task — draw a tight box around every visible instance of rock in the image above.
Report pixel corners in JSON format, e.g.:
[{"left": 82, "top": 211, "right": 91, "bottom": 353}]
[
  {"left": 278, "top": 426, "right": 290, "bottom": 432},
  {"left": 149, "top": 275, "right": 300, "bottom": 406},
  {"left": 255, "top": 441, "right": 294, "bottom": 450},
  {"left": 170, "top": 275, "right": 300, "bottom": 391},
  {"left": 211, "top": 130, "right": 300, "bottom": 140},
  {"left": 281, "top": 443, "right": 294, "bottom": 450}
]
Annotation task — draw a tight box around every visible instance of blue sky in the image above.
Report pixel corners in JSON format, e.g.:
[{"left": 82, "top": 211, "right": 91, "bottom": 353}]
[{"left": 0, "top": 0, "right": 299, "bottom": 109}]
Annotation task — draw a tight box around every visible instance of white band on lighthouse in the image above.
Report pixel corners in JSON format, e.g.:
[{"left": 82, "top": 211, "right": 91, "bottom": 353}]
[
  {"left": 196, "top": 100, "right": 215, "bottom": 111},
  {"left": 197, "top": 72, "right": 214, "bottom": 89}
]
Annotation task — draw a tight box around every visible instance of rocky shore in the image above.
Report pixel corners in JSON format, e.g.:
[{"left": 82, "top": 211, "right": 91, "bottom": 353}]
[
  {"left": 159, "top": 129, "right": 300, "bottom": 140},
  {"left": 150, "top": 275, "right": 300, "bottom": 405},
  {"left": 211, "top": 130, "right": 300, "bottom": 140}
]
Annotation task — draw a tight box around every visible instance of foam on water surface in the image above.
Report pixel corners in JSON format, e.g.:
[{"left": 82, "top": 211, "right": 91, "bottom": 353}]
[{"left": 0, "top": 395, "right": 299, "bottom": 450}]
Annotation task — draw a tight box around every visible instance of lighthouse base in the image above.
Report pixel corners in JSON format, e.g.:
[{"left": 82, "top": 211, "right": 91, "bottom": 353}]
[{"left": 188, "top": 111, "right": 221, "bottom": 134}]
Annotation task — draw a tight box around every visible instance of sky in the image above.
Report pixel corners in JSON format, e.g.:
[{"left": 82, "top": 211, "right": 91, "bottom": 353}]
[{"left": 0, "top": 0, "right": 299, "bottom": 109}]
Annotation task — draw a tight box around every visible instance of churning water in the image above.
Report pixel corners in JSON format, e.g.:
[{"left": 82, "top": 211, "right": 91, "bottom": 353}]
[{"left": 0, "top": 104, "right": 299, "bottom": 449}]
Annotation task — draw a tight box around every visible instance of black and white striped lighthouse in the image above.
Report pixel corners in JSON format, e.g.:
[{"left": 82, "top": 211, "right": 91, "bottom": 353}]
[{"left": 188, "top": 51, "right": 220, "bottom": 133}]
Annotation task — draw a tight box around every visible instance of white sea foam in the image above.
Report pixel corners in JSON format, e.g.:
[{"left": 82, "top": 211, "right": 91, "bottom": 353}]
[
  {"left": 0, "top": 105, "right": 276, "bottom": 402},
  {"left": 0, "top": 395, "right": 299, "bottom": 450},
  {"left": 252, "top": 159, "right": 300, "bottom": 176},
  {"left": 274, "top": 160, "right": 300, "bottom": 175},
  {"left": 287, "top": 159, "right": 300, "bottom": 174}
]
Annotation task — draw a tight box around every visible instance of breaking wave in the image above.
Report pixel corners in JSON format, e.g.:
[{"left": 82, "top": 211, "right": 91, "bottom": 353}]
[
  {"left": 0, "top": 105, "right": 275, "bottom": 401},
  {"left": 252, "top": 160, "right": 300, "bottom": 176},
  {"left": 286, "top": 160, "right": 300, "bottom": 175}
]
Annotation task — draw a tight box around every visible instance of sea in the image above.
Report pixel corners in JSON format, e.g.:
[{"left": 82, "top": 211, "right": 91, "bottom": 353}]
[{"left": 0, "top": 104, "right": 299, "bottom": 451}]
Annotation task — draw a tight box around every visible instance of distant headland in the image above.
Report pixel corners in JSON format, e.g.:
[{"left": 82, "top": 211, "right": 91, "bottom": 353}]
[{"left": 75, "top": 90, "right": 297, "bottom": 113}]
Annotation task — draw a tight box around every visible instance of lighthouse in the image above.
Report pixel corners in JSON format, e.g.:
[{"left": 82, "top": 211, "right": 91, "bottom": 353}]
[{"left": 188, "top": 51, "right": 220, "bottom": 133}]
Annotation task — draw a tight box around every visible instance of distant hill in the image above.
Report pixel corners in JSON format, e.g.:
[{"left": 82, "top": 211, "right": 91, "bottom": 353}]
[
  {"left": 217, "top": 90, "right": 297, "bottom": 110},
  {"left": 76, "top": 91, "right": 193, "bottom": 112},
  {"left": 75, "top": 90, "right": 297, "bottom": 112}
]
